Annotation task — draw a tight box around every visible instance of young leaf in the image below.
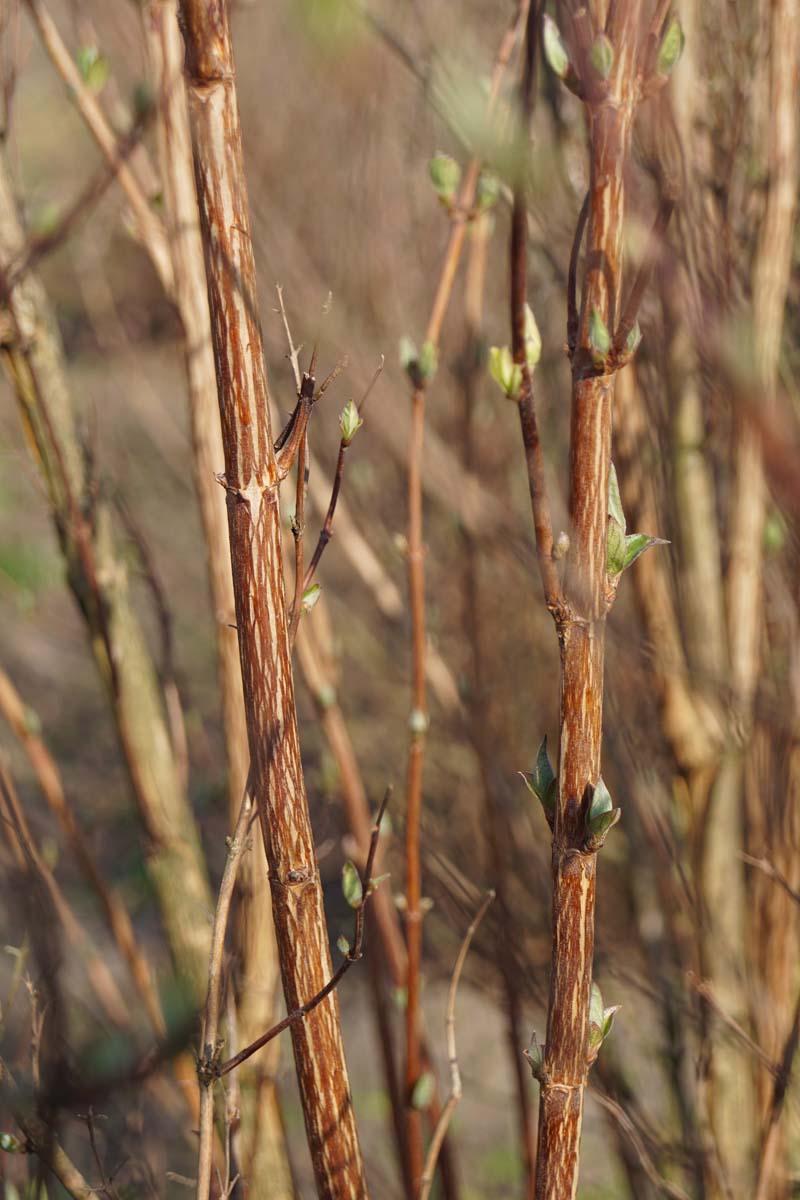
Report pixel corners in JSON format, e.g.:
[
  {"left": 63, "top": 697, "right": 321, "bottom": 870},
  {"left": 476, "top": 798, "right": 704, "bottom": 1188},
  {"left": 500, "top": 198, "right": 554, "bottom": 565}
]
[
  {"left": 588, "top": 306, "right": 611, "bottom": 363},
  {"left": 411, "top": 1071, "right": 435, "bottom": 1110},
  {"left": 587, "top": 806, "right": 621, "bottom": 842},
  {"left": 623, "top": 533, "right": 669, "bottom": 569},
  {"left": 607, "top": 518, "right": 626, "bottom": 576},
  {"left": 589, "top": 34, "right": 614, "bottom": 80},
  {"left": 602, "top": 1005, "right": 621, "bottom": 1040},
  {"left": 589, "top": 981, "right": 604, "bottom": 1031},
  {"left": 588, "top": 777, "right": 613, "bottom": 826},
  {"left": 342, "top": 860, "right": 363, "bottom": 908},
  {"left": 519, "top": 736, "right": 557, "bottom": 815},
  {"left": 657, "top": 15, "right": 685, "bottom": 77},
  {"left": 76, "top": 46, "right": 109, "bottom": 93},
  {"left": 607, "top": 462, "right": 626, "bottom": 531}
]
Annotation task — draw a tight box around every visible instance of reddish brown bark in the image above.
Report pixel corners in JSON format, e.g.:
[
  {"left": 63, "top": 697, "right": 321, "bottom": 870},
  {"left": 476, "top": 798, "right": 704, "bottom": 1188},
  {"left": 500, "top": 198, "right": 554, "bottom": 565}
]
[
  {"left": 176, "top": 4, "right": 366, "bottom": 1196},
  {"left": 527, "top": 5, "right": 644, "bottom": 1196}
]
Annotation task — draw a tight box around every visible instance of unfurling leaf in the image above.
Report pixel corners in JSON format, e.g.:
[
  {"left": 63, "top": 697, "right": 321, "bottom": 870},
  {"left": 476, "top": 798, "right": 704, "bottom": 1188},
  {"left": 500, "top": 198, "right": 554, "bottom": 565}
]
[
  {"left": 488, "top": 345, "right": 522, "bottom": 398},
  {"left": 525, "top": 1031, "right": 545, "bottom": 1077},
  {"left": 657, "top": 15, "right": 685, "bottom": 77},
  {"left": 608, "top": 462, "right": 626, "bottom": 531},
  {"left": 623, "top": 532, "right": 669, "bottom": 569},
  {"left": 411, "top": 1071, "right": 435, "bottom": 1110},
  {"left": 428, "top": 153, "right": 461, "bottom": 201},
  {"left": 339, "top": 398, "right": 363, "bottom": 444},
  {"left": 342, "top": 860, "right": 363, "bottom": 908},
  {"left": 607, "top": 518, "right": 627, "bottom": 576},
  {"left": 524, "top": 303, "right": 542, "bottom": 369},
  {"left": 602, "top": 1004, "right": 621, "bottom": 1040},
  {"left": 543, "top": 14, "right": 571, "bottom": 79},
  {"left": 519, "top": 736, "right": 558, "bottom": 818},
  {"left": 588, "top": 778, "right": 613, "bottom": 827},
  {"left": 589, "top": 33, "right": 614, "bottom": 80},
  {"left": 588, "top": 306, "right": 611, "bottom": 364}
]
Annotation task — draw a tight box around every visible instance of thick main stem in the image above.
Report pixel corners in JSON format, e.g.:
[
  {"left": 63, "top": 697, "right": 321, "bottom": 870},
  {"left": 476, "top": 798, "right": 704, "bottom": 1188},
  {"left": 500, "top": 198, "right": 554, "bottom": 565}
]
[
  {"left": 177, "top": 5, "right": 365, "bottom": 1196},
  {"left": 534, "top": 10, "right": 640, "bottom": 1194}
]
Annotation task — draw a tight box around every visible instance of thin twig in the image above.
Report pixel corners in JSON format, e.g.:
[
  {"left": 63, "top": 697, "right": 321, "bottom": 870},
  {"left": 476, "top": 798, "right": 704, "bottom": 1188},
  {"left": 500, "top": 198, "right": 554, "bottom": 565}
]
[
  {"left": 417, "top": 891, "right": 494, "bottom": 1200},
  {"left": 196, "top": 776, "right": 255, "bottom": 1200},
  {"left": 287, "top": 431, "right": 308, "bottom": 647},
  {"left": 689, "top": 973, "right": 778, "bottom": 1078},
  {"left": 217, "top": 787, "right": 391, "bottom": 1080},
  {"left": 591, "top": 1088, "right": 692, "bottom": 1200},
  {"left": 275, "top": 284, "right": 303, "bottom": 393},
  {"left": 610, "top": 197, "right": 675, "bottom": 365},
  {"left": 739, "top": 853, "right": 800, "bottom": 908},
  {"left": 303, "top": 358, "right": 384, "bottom": 592},
  {"left": 567, "top": 190, "right": 590, "bottom": 357}
]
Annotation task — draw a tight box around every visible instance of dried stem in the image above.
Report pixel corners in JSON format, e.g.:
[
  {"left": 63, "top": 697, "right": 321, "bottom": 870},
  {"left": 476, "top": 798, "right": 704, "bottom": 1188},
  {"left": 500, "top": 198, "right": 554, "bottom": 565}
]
[
  {"left": 288, "top": 430, "right": 308, "bottom": 647},
  {"left": 417, "top": 891, "right": 494, "bottom": 1200}
]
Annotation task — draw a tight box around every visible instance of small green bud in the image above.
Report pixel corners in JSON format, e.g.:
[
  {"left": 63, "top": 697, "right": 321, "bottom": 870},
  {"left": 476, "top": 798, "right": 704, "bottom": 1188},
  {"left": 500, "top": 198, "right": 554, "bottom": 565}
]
[
  {"left": 337, "top": 934, "right": 351, "bottom": 956},
  {"left": 316, "top": 684, "right": 337, "bottom": 710},
  {"left": 76, "top": 46, "right": 109, "bottom": 92},
  {"left": 524, "top": 303, "right": 542, "bottom": 369},
  {"left": 409, "top": 708, "right": 429, "bottom": 737},
  {"left": 0, "top": 1132, "right": 22, "bottom": 1153},
  {"left": 588, "top": 306, "right": 611, "bottom": 365},
  {"left": 589, "top": 33, "right": 614, "bottom": 80},
  {"left": 657, "top": 15, "right": 685, "bottom": 77},
  {"left": 418, "top": 340, "right": 438, "bottom": 382},
  {"left": 543, "top": 13, "right": 571, "bottom": 79},
  {"left": 411, "top": 1071, "right": 435, "bottom": 1111},
  {"left": 553, "top": 531, "right": 570, "bottom": 560},
  {"left": 624, "top": 320, "right": 642, "bottom": 356},
  {"left": 525, "top": 1032, "right": 545, "bottom": 1077},
  {"left": 301, "top": 583, "right": 321, "bottom": 613},
  {"left": 587, "top": 778, "right": 613, "bottom": 828},
  {"left": 339, "top": 398, "right": 363, "bottom": 445},
  {"left": 428, "top": 153, "right": 461, "bottom": 201},
  {"left": 476, "top": 170, "right": 500, "bottom": 211},
  {"left": 342, "top": 860, "right": 363, "bottom": 908},
  {"left": 488, "top": 345, "right": 522, "bottom": 398},
  {"left": 399, "top": 335, "right": 418, "bottom": 372}
]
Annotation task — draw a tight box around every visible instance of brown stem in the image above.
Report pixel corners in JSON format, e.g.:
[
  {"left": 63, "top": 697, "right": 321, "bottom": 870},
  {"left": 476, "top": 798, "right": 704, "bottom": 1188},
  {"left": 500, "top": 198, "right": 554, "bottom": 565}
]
[
  {"left": 288, "top": 431, "right": 308, "bottom": 647},
  {"left": 529, "top": 3, "right": 644, "bottom": 1195},
  {"left": 609, "top": 197, "right": 674, "bottom": 365},
  {"left": 567, "top": 191, "right": 590, "bottom": 359},
  {"left": 176, "top": 6, "right": 366, "bottom": 1194}
]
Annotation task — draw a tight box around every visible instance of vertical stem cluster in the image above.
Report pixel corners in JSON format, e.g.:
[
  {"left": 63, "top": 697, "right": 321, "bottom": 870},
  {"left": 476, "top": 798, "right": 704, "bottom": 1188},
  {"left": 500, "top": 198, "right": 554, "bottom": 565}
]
[{"left": 177, "top": 4, "right": 366, "bottom": 1196}]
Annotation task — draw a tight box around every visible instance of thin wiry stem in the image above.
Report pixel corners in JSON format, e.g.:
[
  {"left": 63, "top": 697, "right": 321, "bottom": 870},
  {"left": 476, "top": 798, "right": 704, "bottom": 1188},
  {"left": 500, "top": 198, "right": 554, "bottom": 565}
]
[
  {"left": 402, "top": 7, "right": 529, "bottom": 1184},
  {"left": 417, "top": 891, "right": 494, "bottom": 1200},
  {"left": 196, "top": 777, "right": 255, "bottom": 1200}
]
